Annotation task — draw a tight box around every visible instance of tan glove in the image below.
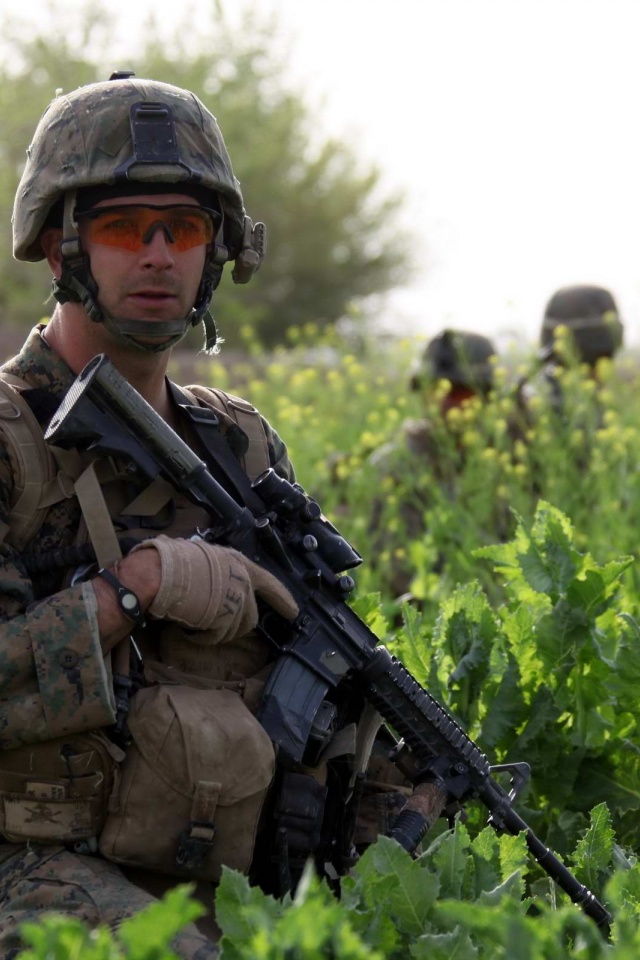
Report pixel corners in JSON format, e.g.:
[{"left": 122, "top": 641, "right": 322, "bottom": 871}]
[{"left": 130, "top": 535, "right": 298, "bottom": 643}]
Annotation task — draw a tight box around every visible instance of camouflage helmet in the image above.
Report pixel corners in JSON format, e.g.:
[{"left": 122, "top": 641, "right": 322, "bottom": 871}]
[
  {"left": 12, "top": 73, "right": 265, "bottom": 352},
  {"left": 410, "top": 329, "right": 496, "bottom": 394},
  {"left": 540, "top": 285, "right": 623, "bottom": 365}
]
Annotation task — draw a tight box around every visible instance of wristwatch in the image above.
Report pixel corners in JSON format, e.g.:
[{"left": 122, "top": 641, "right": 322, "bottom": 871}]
[{"left": 97, "top": 568, "right": 146, "bottom": 627}]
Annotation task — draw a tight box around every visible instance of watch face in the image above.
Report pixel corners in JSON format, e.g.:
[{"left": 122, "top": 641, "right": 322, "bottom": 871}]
[{"left": 121, "top": 592, "right": 139, "bottom": 614}]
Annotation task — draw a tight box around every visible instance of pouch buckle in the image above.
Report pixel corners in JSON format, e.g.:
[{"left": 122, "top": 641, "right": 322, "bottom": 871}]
[{"left": 176, "top": 819, "right": 216, "bottom": 871}]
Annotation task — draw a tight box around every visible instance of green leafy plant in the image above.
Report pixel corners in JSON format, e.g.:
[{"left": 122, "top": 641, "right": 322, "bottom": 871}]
[{"left": 17, "top": 886, "right": 203, "bottom": 960}]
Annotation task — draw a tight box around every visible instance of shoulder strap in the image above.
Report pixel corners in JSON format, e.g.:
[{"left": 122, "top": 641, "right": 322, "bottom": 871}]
[
  {"left": 183, "top": 384, "right": 270, "bottom": 481},
  {"left": 0, "top": 374, "right": 59, "bottom": 551}
]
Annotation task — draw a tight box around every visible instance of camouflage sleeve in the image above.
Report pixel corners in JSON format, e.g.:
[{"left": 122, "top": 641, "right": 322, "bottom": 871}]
[
  {"left": 262, "top": 414, "right": 295, "bottom": 482},
  {"left": 0, "top": 448, "right": 116, "bottom": 751}
]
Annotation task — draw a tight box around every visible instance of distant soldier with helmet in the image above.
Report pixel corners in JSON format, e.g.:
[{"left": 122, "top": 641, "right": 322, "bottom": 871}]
[
  {"left": 368, "top": 329, "right": 498, "bottom": 601},
  {"left": 540, "top": 284, "right": 624, "bottom": 369},
  {"left": 408, "top": 328, "right": 496, "bottom": 409},
  {"left": 518, "top": 284, "right": 624, "bottom": 418}
]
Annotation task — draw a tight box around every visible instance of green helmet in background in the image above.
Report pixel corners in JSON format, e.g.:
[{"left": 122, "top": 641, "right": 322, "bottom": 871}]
[
  {"left": 12, "top": 72, "right": 265, "bottom": 352},
  {"left": 410, "top": 329, "right": 496, "bottom": 394},
  {"left": 540, "top": 285, "right": 623, "bottom": 365}
]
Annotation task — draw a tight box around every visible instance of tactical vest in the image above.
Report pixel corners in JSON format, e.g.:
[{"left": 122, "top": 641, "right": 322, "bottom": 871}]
[
  {"left": 0, "top": 374, "right": 270, "bottom": 556},
  {"left": 0, "top": 372, "right": 277, "bottom": 877},
  {"left": 0, "top": 372, "right": 381, "bottom": 886}
]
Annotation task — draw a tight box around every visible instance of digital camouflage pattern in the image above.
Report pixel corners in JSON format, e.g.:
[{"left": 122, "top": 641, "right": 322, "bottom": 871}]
[
  {"left": 0, "top": 324, "right": 293, "bottom": 750},
  {"left": 0, "top": 329, "right": 115, "bottom": 748},
  {"left": 0, "top": 843, "right": 218, "bottom": 958},
  {"left": 13, "top": 78, "right": 247, "bottom": 263}
]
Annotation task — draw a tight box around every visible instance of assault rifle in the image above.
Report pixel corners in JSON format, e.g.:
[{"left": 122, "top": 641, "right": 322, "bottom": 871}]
[{"left": 45, "top": 353, "right": 611, "bottom": 933}]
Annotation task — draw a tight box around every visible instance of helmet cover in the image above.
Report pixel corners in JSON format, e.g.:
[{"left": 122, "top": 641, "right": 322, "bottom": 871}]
[
  {"left": 541, "top": 284, "right": 624, "bottom": 364},
  {"left": 410, "top": 329, "right": 496, "bottom": 394}
]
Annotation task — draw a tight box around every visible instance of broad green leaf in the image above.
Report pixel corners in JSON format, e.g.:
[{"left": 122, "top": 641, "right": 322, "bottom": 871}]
[
  {"left": 434, "top": 897, "right": 525, "bottom": 948},
  {"left": 410, "top": 926, "right": 479, "bottom": 960},
  {"left": 571, "top": 803, "right": 615, "bottom": 892},
  {"left": 424, "top": 822, "right": 470, "bottom": 900},
  {"left": 499, "top": 832, "right": 529, "bottom": 882},
  {"left": 478, "top": 869, "right": 525, "bottom": 906},
  {"left": 467, "top": 828, "right": 502, "bottom": 898},
  {"left": 18, "top": 916, "right": 121, "bottom": 960},
  {"left": 393, "top": 600, "right": 433, "bottom": 683},
  {"left": 605, "top": 861, "right": 640, "bottom": 913},
  {"left": 117, "top": 885, "right": 203, "bottom": 957},
  {"left": 478, "top": 653, "right": 528, "bottom": 748},
  {"left": 513, "top": 685, "right": 562, "bottom": 748},
  {"left": 354, "top": 836, "right": 438, "bottom": 936},
  {"left": 350, "top": 590, "right": 389, "bottom": 639},
  {"left": 215, "top": 868, "right": 282, "bottom": 943}
]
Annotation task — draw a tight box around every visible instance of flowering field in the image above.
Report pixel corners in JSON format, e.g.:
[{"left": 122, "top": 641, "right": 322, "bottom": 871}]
[{"left": 17, "top": 326, "right": 640, "bottom": 957}]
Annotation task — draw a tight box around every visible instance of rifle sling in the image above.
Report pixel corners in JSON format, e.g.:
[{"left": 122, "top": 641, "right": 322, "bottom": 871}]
[{"left": 169, "top": 382, "right": 266, "bottom": 516}]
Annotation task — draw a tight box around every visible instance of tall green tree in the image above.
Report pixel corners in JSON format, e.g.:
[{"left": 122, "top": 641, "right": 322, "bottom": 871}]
[{"left": 0, "top": 1, "right": 412, "bottom": 349}]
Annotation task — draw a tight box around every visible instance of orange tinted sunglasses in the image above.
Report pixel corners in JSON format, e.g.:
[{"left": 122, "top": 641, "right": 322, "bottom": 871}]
[{"left": 75, "top": 204, "right": 221, "bottom": 252}]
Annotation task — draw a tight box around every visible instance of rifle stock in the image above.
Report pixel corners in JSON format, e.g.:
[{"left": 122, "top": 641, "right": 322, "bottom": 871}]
[{"left": 44, "top": 353, "right": 611, "bottom": 933}]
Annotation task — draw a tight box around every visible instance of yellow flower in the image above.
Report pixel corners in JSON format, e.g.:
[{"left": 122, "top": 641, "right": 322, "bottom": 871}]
[
  {"left": 514, "top": 439, "right": 528, "bottom": 462},
  {"left": 445, "top": 407, "right": 462, "bottom": 426},
  {"left": 434, "top": 378, "right": 452, "bottom": 401}
]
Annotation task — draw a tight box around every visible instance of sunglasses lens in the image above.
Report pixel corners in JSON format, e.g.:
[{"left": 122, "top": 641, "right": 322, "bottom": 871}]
[
  {"left": 169, "top": 210, "right": 215, "bottom": 250},
  {"left": 89, "top": 211, "right": 140, "bottom": 251},
  {"left": 81, "top": 206, "right": 216, "bottom": 251}
]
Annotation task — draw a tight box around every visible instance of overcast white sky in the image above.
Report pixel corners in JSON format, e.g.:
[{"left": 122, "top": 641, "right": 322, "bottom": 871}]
[{"left": 3, "top": 0, "right": 640, "bottom": 349}]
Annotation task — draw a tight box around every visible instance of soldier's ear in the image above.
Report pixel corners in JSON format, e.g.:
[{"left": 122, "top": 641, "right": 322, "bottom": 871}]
[{"left": 40, "top": 228, "right": 64, "bottom": 278}]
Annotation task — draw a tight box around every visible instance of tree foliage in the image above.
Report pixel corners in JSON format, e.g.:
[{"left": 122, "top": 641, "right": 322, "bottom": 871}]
[{"left": 0, "top": 0, "right": 411, "bottom": 348}]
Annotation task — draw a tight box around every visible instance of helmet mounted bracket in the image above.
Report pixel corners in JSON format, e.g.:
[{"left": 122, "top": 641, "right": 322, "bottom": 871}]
[
  {"left": 231, "top": 217, "right": 266, "bottom": 284},
  {"left": 114, "top": 101, "right": 201, "bottom": 183}
]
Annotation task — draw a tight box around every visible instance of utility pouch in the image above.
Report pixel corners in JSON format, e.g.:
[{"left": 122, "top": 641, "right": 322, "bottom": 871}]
[
  {"left": 99, "top": 682, "right": 275, "bottom": 881},
  {"left": 0, "top": 733, "right": 123, "bottom": 844}
]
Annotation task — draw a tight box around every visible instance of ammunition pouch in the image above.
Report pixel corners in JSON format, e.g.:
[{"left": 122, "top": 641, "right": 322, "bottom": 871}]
[
  {"left": 0, "top": 733, "right": 123, "bottom": 845},
  {"left": 99, "top": 677, "right": 275, "bottom": 881},
  {"left": 275, "top": 771, "right": 327, "bottom": 858}
]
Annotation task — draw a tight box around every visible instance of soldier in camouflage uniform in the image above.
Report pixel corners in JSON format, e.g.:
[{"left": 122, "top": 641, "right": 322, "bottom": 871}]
[
  {"left": 368, "top": 329, "right": 497, "bottom": 600},
  {"left": 0, "top": 74, "right": 302, "bottom": 958}
]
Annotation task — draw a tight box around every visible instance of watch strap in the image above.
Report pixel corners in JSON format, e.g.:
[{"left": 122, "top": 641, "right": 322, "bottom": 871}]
[{"left": 97, "top": 568, "right": 146, "bottom": 627}]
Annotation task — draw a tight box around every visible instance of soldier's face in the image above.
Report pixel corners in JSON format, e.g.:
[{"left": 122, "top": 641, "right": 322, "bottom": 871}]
[{"left": 77, "top": 194, "right": 209, "bottom": 325}]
